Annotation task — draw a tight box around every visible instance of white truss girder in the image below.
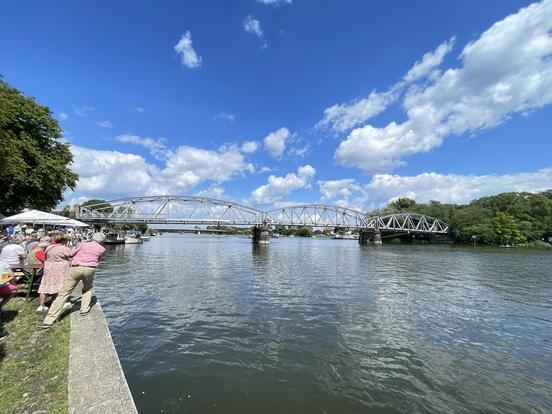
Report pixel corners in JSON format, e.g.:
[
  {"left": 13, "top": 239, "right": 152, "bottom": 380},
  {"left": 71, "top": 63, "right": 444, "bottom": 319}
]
[
  {"left": 77, "top": 196, "right": 449, "bottom": 234},
  {"left": 364, "top": 213, "right": 449, "bottom": 234}
]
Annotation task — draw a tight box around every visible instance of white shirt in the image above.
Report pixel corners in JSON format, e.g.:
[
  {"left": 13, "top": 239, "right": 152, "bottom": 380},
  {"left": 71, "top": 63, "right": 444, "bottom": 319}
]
[{"left": 0, "top": 244, "right": 25, "bottom": 266}]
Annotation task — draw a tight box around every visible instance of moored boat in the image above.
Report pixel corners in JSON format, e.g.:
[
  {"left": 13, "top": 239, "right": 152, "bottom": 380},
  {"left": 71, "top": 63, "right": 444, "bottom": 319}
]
[
  {"left": 104, "top": 232, "right": 125, "bottom": 244},
  {"left": 124, "top": 236, "right": 142, "bottom": 244}
]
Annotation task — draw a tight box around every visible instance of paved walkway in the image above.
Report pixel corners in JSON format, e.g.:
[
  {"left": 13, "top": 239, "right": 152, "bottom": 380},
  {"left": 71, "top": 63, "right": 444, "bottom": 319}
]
[{"left": 68, "top": 287, "right": 138, "bottom": 414}]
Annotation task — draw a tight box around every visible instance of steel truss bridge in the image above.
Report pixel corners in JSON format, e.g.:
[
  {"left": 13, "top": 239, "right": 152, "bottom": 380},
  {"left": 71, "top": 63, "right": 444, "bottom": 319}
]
[{"left": 76, "top": 195, "right": 449, "bottom": 235}]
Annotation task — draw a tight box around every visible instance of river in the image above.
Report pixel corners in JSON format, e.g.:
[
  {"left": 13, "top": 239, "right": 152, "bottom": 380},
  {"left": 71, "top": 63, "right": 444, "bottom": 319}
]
[{"left": 94, "top": 235, "right": 552, "bottom": 414}]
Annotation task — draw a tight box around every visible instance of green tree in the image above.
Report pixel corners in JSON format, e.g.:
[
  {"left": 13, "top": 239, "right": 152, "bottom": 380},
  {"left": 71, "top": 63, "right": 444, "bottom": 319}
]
[
  {"left": 390, "top": 197, "right": 416, "bottom": 212},
  {"left": 0, "top": 79, "right": 78, "bottom": 213},
  {"left": 490, "top": 213, "right": 525, "bottom": 245}
]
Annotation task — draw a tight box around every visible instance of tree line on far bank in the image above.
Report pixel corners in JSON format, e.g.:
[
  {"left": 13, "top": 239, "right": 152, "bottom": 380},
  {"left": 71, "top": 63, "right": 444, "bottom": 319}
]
[{"left": 367, "top": 191, "right": 552, "bottom": 246}]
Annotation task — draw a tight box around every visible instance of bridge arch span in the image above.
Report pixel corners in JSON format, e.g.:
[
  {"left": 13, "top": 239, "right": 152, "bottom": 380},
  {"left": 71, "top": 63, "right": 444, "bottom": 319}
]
[{"left": 76, "top": 195, "right": 449, "bottom": 234}]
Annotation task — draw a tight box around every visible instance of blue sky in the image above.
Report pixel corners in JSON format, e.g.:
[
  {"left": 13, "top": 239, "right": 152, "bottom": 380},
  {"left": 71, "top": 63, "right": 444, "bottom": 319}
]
[{"left": 1, "top": 0, "right": 551, "bottom": 211}]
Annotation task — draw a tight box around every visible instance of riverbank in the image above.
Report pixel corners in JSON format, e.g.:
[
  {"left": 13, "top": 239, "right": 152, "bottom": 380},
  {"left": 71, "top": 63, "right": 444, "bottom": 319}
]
[{"left": 0, "top": 296, "right": 70, "bottom": 413}]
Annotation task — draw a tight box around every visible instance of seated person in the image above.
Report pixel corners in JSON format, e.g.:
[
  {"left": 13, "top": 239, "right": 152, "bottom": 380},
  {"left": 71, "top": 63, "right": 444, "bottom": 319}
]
[
  {"left": 27, "top": 241, "right": 48, "bottom": 265},
  {"left": 0, "top": 237, "right": 27, "bottom": 266},
  {"left": 0, "top": 261, "right": 17, "bottom": 340}
]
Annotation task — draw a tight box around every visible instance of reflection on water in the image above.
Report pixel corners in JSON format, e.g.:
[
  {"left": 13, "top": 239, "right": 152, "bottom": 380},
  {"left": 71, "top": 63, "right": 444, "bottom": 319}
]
[{"left": 94, "top": 236, "right": 552, "bottom": 414}]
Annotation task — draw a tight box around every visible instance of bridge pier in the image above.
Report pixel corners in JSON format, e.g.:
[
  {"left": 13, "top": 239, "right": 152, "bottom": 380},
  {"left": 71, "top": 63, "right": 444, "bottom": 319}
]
[
  {"left": 252, "top": 225, "right": 270, "bottom": 244},
  {"left": 358, "top": 229, "right": 382, "bottom": 245}
]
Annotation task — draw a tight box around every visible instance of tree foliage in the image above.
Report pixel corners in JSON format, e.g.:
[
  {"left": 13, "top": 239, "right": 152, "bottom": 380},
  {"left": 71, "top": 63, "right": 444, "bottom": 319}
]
[
  {"left": 0, "top": 79, "right": 78, "bottom": 213},
  {"left": 367, "top": 191, "right": 552, "bottom": 245}
]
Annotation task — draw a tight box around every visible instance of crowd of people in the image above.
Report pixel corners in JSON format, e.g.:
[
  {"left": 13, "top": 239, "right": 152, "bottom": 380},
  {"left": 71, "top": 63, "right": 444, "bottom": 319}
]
[{"left": 0, "top": 224, "right": 106, "bottom": 339}]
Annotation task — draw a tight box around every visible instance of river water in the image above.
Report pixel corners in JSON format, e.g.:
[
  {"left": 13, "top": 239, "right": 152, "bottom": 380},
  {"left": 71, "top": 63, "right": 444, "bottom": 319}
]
[{"left": 94, "top": 235, "right": 552, "bottom": 414}]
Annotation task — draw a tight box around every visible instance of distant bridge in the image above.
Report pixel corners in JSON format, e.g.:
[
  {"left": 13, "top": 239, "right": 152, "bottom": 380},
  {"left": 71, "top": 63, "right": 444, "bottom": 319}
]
[{"left": 76, "top": 196, "right": 449, "bottom": 238}]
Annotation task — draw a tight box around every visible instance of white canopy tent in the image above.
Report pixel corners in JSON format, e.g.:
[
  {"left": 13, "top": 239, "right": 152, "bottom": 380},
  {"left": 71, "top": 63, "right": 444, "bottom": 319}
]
[{"left": 0, "top": 209, "right": 89, "bottom": 227}]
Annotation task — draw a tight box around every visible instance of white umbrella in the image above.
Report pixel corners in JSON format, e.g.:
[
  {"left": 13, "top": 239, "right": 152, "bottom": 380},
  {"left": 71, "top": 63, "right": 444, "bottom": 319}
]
[{"left": 0, "top": 209, "right": 87, "bottom": 227}]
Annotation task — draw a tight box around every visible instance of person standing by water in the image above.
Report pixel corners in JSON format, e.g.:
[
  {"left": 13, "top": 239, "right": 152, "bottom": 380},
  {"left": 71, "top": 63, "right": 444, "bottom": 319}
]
[
  {"left": 36, "top": 235, "right": 72, "bottom": 313},
  {"left": 37, "top": 232, "right": 106, "bottom": 328}
]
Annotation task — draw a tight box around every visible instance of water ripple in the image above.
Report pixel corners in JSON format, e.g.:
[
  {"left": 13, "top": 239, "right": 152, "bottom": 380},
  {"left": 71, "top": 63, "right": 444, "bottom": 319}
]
[{"left": 95, "top": 237, "right": 552, "bottom": 414}]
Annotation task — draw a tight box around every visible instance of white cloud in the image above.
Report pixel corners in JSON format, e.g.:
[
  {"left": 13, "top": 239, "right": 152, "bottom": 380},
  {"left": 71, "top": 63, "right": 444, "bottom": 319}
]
[
  {"left": 96, "top": 120, "right": 114, "bottom": 129},
  {"left": 318, "top": 38, "right": 455, "bottom": 133},
  {"left": 336, "top": 0, "right": 552, "bottom": 173},
  {"left": 288, "top": 145, "right": 311, "bottom": 158},
  {"left": 161, "top": 145, "right": 253, "bottom": 183},
  {"left": 263, "top": 127, "right": 290, "bottom": 158},
  {"left": 194, "top": 185, "right": 227, "bottom": 199},
  {"left": 251, "top": 165, "right": 316, "bottom": 206},
  {"left": 58, "top": 112, "right": 68, "bottom": 121},
  {"left": 215, "top": 112, "right": 236, "bottom": 123},
  {"left": 318, "top": 179, "right": 362, "bottom": 201},
  {"left": 70, "top": 146, "right": 162, "bottom": 197},
  {"left": 68, "top": 142, "right": 256, "bottom": 201},
  {"left": 240, "top": 141, "right": 260, "bottom": 153},
  {"left": 174, "top": 31, "right": 202, "bottom": 69},
  {"left": 131, "top": 107, "right": 145, "bottom": 113},
  {"left": 257, "top": 0, "right": 292, "bottom": 5},
  {"left": 403, "top": 37, "right": 455, "bottom": 82},
  {"left": 74, "top": 106, "right": 94, "bottom": 117},
  {"left": 318, "top": 88, "right": 400, "bottom": 133},
  {"left": 313, "top": 168, "right": 552, "bottom": 212},
  {"left": 243, "top": 15, "right": 267, "bottom": 48},
  {"left": 367, "top": 168, "right": 552, "bottom": 205},
  {"left": 243, "top": 15, "right": 263, "bottom": 38},
  {"left": 115, "top": 134, "right": 171, "bottom": 160}
]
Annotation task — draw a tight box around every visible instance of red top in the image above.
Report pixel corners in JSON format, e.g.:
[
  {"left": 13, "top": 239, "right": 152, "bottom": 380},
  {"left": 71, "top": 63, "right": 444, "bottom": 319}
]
[{"left": 35, "top": 250, "right": 46, "bottom": 263}]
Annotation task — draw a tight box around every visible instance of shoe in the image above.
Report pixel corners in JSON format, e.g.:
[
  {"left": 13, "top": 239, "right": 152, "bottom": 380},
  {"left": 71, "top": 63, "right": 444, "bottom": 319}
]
[
  {"left": 80, "top": 310, "right": 90, "bottom": 316},
  {"left": 36, "top": 305, "right": 48, "bottom": 313},
  {"left": 36, "top": 323, "right": 52, "bottom": 329},
  {"left": 62, "top": 302, "right": 73, "bottom": 311},
  {"left": 0, "top": 330, "right": 8, "bottom": 340}
]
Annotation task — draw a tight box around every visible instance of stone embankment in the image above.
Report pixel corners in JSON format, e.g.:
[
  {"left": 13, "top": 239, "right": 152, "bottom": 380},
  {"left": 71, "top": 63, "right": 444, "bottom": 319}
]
[{"left": 69, "top": 287, "right": 137, "bottom": 413}]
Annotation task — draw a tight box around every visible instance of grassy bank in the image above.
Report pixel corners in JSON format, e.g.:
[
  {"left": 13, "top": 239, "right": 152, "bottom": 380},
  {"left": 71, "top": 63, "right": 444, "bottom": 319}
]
[{"left": 0, "top": 295, "right": 70, "bottom": 414}]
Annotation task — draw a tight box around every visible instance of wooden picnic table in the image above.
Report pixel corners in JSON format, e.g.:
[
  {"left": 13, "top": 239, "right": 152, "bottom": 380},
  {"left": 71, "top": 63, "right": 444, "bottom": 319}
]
[{"left": 10, "top": 263, "right": 44, "bottom": 301}]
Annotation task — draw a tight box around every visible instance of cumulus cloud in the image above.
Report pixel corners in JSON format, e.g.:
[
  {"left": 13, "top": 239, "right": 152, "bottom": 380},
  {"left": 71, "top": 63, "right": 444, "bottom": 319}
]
[
  {"left": 315, "top": 168, "right": 552, "bottom": 212},
  {"left": 318, "top": 37, "right": 455, "bottom": 133},
  {"left": 318, "top": 179, "right": 362, "bottom": 201},
  {"left": 68, "top": 141, "right": 255, "bottom": 201},
  {"left": 403, "top": 37, "right": 455, "bottom": 82},
  {"left": 96, "top": 120, "right": 114, "bottom": 129},
  {"left": 115, "top": 134, "right": 171, "bottom": 160},
  {"left": 58, "top": 112, "right": 68, "bottom": 121},
  {"left": 74, "top": 106, "right": 94, "bottom": 117},
  {"left": 240, "top": 141, "right": 260, "bottom": 153},
  {"left": 336, "top": 0, "right": 552, "bottom": 173},
  {"left": 251, "top": 165, "right": 316, "bottom": 206},
  {"left": 368, "top": 168, "right": 552, "bottom": 205},
  {"left": 243, "top": 15, "right": 263, "bottom": 37},
  {"left": 70, "top": 146, "right": 161, "bottom": 197},
  {"left": 161, "top": 145, "right": 254, "bottom": 184},
  {"left": 263, "top": 127, "right": 290, "bottom": 158},
  {"left": 243, "top": 15, "right": 267, "bottom": 48},
  {"left": 174, "top": 31, "right": 202, "bottom": 68},
  {"left": 194, "top": 185, "right": 228, "bottom": 199}
]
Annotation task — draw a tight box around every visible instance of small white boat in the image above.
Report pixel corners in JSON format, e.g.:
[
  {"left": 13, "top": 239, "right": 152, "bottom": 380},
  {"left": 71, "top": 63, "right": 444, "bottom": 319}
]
[
  {"left": 140, "top": 235, "right": 150, "bottom": 241},
  {"left": 124, "top": 236, "right": 142, "bottom": 244},
  {"left": 105, "top": 232, "right": 125, "bottom": 244}
]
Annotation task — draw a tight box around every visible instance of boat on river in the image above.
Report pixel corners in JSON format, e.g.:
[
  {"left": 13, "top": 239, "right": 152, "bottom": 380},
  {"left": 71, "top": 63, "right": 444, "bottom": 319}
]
[
  {"left": 124, "top": 235, "right": 142, "bottom": 244},
  {"left": 104, "top": 232, "right": 125, "bottom": 245}
]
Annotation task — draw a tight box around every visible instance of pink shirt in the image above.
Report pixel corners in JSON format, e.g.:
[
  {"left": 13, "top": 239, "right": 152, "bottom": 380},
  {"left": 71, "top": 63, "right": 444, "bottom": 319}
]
[{"left": 70, "top": 241, "right": 106, "bottom": 267}]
